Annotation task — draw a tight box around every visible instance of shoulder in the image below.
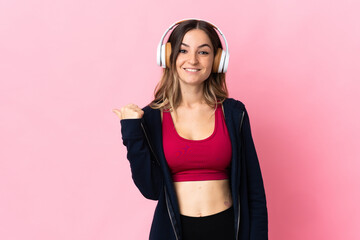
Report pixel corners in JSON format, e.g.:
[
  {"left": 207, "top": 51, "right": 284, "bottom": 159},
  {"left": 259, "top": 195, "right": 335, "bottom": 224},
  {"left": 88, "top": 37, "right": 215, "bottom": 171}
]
[
  {"left": 223, "top": 97, "right": 246, "bottom": 111},
  {"left": 141, "top": 104, "right": 162, "bottom": 115},
  {"left": 142, "top": 104, "right": 153, "bottom": 113},
  {"left": 140, "top": 104, "right": 161, "bottom": 125}
]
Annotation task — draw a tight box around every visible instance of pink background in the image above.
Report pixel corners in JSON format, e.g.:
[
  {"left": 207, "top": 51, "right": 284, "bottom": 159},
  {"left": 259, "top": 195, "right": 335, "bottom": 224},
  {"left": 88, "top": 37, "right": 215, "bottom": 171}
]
[{"left": 1, "top": 0, "right": 359, "bottom": 239}]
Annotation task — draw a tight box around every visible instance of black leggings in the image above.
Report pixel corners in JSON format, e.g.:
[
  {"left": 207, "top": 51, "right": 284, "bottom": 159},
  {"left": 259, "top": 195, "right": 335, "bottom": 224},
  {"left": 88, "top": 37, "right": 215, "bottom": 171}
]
[{"left": 180, "top": 206, "right": 235, "bottom": 240}]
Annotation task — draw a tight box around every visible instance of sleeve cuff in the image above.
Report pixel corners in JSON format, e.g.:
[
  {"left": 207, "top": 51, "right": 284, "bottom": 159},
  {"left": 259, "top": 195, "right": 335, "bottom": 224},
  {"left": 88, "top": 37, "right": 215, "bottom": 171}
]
[{"left": 120, "top": 118, "right": 144, "bottom": 139}]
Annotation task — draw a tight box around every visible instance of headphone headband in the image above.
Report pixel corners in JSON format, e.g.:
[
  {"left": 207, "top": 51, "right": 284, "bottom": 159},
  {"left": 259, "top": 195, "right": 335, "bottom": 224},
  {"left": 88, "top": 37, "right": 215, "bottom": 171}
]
[{"left": 157, "top": 18, "right": 229, "bottom": 73}]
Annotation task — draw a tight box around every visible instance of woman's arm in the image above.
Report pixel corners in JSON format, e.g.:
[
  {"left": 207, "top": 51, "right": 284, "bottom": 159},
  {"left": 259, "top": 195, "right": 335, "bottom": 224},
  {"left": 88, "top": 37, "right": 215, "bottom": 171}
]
[
  {"left": 241, "top": 107, "right": 268, "bottom": 239},
  {"left": 113, "top": 104, "right": 163, "bottom": 200},
  {"left": 120, "top": 117, "right": 163, "bottom": 200}
]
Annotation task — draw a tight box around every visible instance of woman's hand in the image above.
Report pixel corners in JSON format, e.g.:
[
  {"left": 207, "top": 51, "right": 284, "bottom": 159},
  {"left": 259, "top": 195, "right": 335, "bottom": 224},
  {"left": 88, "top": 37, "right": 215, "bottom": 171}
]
[{"left": 112, "top": 104, "right": 144, "bottom": 120}]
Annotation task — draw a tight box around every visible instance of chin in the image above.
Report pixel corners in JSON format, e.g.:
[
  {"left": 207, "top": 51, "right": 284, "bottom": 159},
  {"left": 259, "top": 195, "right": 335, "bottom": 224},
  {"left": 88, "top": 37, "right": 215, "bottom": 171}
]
[{"left": 179, "top": 78, "right": 207, "bottom": 86}]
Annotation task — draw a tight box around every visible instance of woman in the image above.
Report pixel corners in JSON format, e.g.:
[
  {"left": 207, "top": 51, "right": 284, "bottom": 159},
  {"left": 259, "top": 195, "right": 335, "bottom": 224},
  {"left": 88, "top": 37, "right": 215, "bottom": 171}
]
[{"left": 113, "top": 19, "right": 268, "bottom": 240}]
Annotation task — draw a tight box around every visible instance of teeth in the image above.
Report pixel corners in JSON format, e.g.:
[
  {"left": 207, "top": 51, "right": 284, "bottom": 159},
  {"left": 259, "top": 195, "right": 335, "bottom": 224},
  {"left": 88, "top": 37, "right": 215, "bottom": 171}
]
[{"left": 185, "top": 68, "right": 199, "bottom": 72}]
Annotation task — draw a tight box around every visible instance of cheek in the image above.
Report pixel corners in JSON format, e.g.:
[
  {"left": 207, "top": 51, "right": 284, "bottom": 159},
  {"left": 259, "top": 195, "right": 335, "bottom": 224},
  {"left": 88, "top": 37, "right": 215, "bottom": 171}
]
[
  {"left": 205, "top": 54, "right": 214, "bottom": 64},
  {"left": 175, "top": 57, "right": 182, "bottom": 69},
  {"left": 206, "top": 57, "right": 214, "bottom": 70}
]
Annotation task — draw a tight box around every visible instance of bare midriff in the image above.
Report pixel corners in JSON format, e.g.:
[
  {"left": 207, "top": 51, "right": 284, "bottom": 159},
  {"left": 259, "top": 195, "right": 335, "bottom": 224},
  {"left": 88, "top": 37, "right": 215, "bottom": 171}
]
[
  {"left": 173, "top": 179, "right": 233, "bottom": 217},
  {"left": 160, "top": 106, "right": 232, "bottom": 217}
]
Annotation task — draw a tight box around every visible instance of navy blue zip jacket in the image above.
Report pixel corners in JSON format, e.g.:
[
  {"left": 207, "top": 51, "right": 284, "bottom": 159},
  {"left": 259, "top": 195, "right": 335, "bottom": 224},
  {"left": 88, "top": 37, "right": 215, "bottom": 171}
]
[{"left": 120, "top": 98, "right": 268, "bottom": 240}]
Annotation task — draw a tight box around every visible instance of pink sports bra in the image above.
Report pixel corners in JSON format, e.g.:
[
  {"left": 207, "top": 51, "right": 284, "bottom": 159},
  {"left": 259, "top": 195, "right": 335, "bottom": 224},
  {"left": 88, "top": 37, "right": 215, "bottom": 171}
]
[{"left": 162, "top": 103, "right": 232, "bottom": 182}]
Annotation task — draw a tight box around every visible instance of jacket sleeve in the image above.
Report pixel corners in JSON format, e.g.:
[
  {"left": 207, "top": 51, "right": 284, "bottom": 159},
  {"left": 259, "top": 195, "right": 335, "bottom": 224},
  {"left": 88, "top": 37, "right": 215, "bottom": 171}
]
[
  {"left": 120, "top": 118, "right": 163, "bottom": 200},
  {"left": 241, "top": 107, "right": 268, "bottom": 239}
]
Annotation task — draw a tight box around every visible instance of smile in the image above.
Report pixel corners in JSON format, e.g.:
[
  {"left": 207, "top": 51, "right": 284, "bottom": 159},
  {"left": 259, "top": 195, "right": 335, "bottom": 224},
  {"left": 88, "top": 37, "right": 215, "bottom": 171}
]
[{"left": 184, "top": 68, "right": 200, "bottom": 72}]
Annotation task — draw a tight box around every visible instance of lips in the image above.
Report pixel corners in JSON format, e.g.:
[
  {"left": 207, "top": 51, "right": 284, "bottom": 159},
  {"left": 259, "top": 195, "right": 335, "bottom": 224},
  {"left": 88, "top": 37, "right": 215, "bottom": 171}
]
[{"left": 184, "top": 68, "right": 200, "bottom": 72}]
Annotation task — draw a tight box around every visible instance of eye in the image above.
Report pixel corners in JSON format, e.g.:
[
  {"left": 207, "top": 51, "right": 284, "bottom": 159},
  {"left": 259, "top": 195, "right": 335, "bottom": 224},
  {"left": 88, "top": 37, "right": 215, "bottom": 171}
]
[
  {"left": 179, "top": 49, "right": 187, "bottom": 53},
  {"left": 199, "top": 51, "right": 209, "bottom": 55}
]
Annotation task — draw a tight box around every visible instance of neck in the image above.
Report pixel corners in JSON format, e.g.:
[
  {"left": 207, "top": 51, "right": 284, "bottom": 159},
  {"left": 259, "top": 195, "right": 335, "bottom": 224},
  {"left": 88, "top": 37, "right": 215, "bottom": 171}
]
[{"left": 178, "top": 83, "right": 206, "bottom": 108}]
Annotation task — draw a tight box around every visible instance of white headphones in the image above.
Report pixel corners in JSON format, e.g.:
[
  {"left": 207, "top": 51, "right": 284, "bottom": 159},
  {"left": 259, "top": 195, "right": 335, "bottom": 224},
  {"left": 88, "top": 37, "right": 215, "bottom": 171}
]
[{"left": 156, "top": 18, "right": 230, "bottom": 73}]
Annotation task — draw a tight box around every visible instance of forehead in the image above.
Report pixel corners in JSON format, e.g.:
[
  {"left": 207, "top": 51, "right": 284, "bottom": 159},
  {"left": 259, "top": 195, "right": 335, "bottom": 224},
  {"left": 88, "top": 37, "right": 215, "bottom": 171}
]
[{"left": 182, "top": 29, "right": 212, "bottom": 47}]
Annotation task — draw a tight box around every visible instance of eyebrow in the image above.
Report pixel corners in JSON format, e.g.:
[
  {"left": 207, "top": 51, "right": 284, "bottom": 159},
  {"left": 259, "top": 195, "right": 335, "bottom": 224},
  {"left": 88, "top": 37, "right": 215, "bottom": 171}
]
[{"left": 181, "top": 43, "right": 212, "bottom": 49}]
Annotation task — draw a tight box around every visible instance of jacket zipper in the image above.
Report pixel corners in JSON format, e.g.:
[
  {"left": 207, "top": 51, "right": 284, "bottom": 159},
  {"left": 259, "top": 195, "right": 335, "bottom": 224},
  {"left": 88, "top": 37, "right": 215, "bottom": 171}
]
[
  {"left": 236, "top": 111, "right": 245, "bottom": 240},
  {"left": 140, "top": 121, "right": 160, "bottom": 166},
  {"left": 141, "top": 107, "right": 243, "bottom": 240},
  {"left": 165, "top": 187, "right": 179, "bottom": 240},
  {"left": 141, "top": 121, "right": 179, "bottom": 239},
  {"left": 223, "top": 103, "right": 244, "bottom": 240}
]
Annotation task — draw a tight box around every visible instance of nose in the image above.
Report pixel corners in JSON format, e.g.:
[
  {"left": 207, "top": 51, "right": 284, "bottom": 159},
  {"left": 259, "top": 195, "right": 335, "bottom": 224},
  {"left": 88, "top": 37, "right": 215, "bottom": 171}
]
[{"left": 188, "top": 51, "right": 199, "bottom": 65}]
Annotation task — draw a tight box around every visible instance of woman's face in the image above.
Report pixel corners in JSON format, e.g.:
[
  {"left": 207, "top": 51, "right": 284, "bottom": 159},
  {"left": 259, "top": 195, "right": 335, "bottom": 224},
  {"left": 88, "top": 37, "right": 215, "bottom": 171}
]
[{"left": 175, "top": 29, "right": 214, "bottom": 87}]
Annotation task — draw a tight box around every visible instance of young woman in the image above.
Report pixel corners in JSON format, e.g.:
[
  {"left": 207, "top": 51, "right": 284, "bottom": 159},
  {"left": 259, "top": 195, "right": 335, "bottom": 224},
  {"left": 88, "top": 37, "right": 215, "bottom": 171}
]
[{"left": 113, "top": 19, "right": 268, "bottom": 240}]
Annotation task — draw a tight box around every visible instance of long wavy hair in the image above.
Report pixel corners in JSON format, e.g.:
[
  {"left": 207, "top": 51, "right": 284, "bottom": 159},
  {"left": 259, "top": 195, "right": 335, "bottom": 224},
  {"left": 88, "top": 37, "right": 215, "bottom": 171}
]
[{"left": 149, "top": 19, "right": 229, "bottom": 112}]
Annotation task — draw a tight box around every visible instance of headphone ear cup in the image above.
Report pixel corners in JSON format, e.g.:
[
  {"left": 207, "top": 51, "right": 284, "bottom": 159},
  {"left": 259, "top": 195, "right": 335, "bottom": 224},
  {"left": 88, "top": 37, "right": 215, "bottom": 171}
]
[
  {"left": 160, "top": 44, "right": 166, "bottom": 68},
  {"left": 157, "top": 43, "right": 162, "bottom": 66},
  {"left": 218, "top": 49, "right": 227, "bottom": 73},
  {"left": 165, "top": 42, "right": 172, "bottom": 68},
  {"left": 222, "top": 51, "right": 229, "bottom": 73},
  {"left": 212, "top": 48, "right": 223, "bottom": 73}
]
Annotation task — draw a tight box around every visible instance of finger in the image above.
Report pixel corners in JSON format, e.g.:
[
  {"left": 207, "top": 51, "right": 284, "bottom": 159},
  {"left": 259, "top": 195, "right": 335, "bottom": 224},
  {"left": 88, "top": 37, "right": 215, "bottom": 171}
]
[
  {"left": 112, "top": 109, "right": 122, "bottom": 119},
  {"left": 129, "top": 103, "right": 141, "bottom": 109},
  {"left": 126, "top": 103, "right": 138, "bottom": 107}
]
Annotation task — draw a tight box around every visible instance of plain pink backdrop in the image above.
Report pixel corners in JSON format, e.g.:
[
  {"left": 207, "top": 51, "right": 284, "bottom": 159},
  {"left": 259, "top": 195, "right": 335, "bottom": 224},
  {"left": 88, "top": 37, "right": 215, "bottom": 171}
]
[{"left": 1, "top": 0, "right": 359, "bottom": 239}]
